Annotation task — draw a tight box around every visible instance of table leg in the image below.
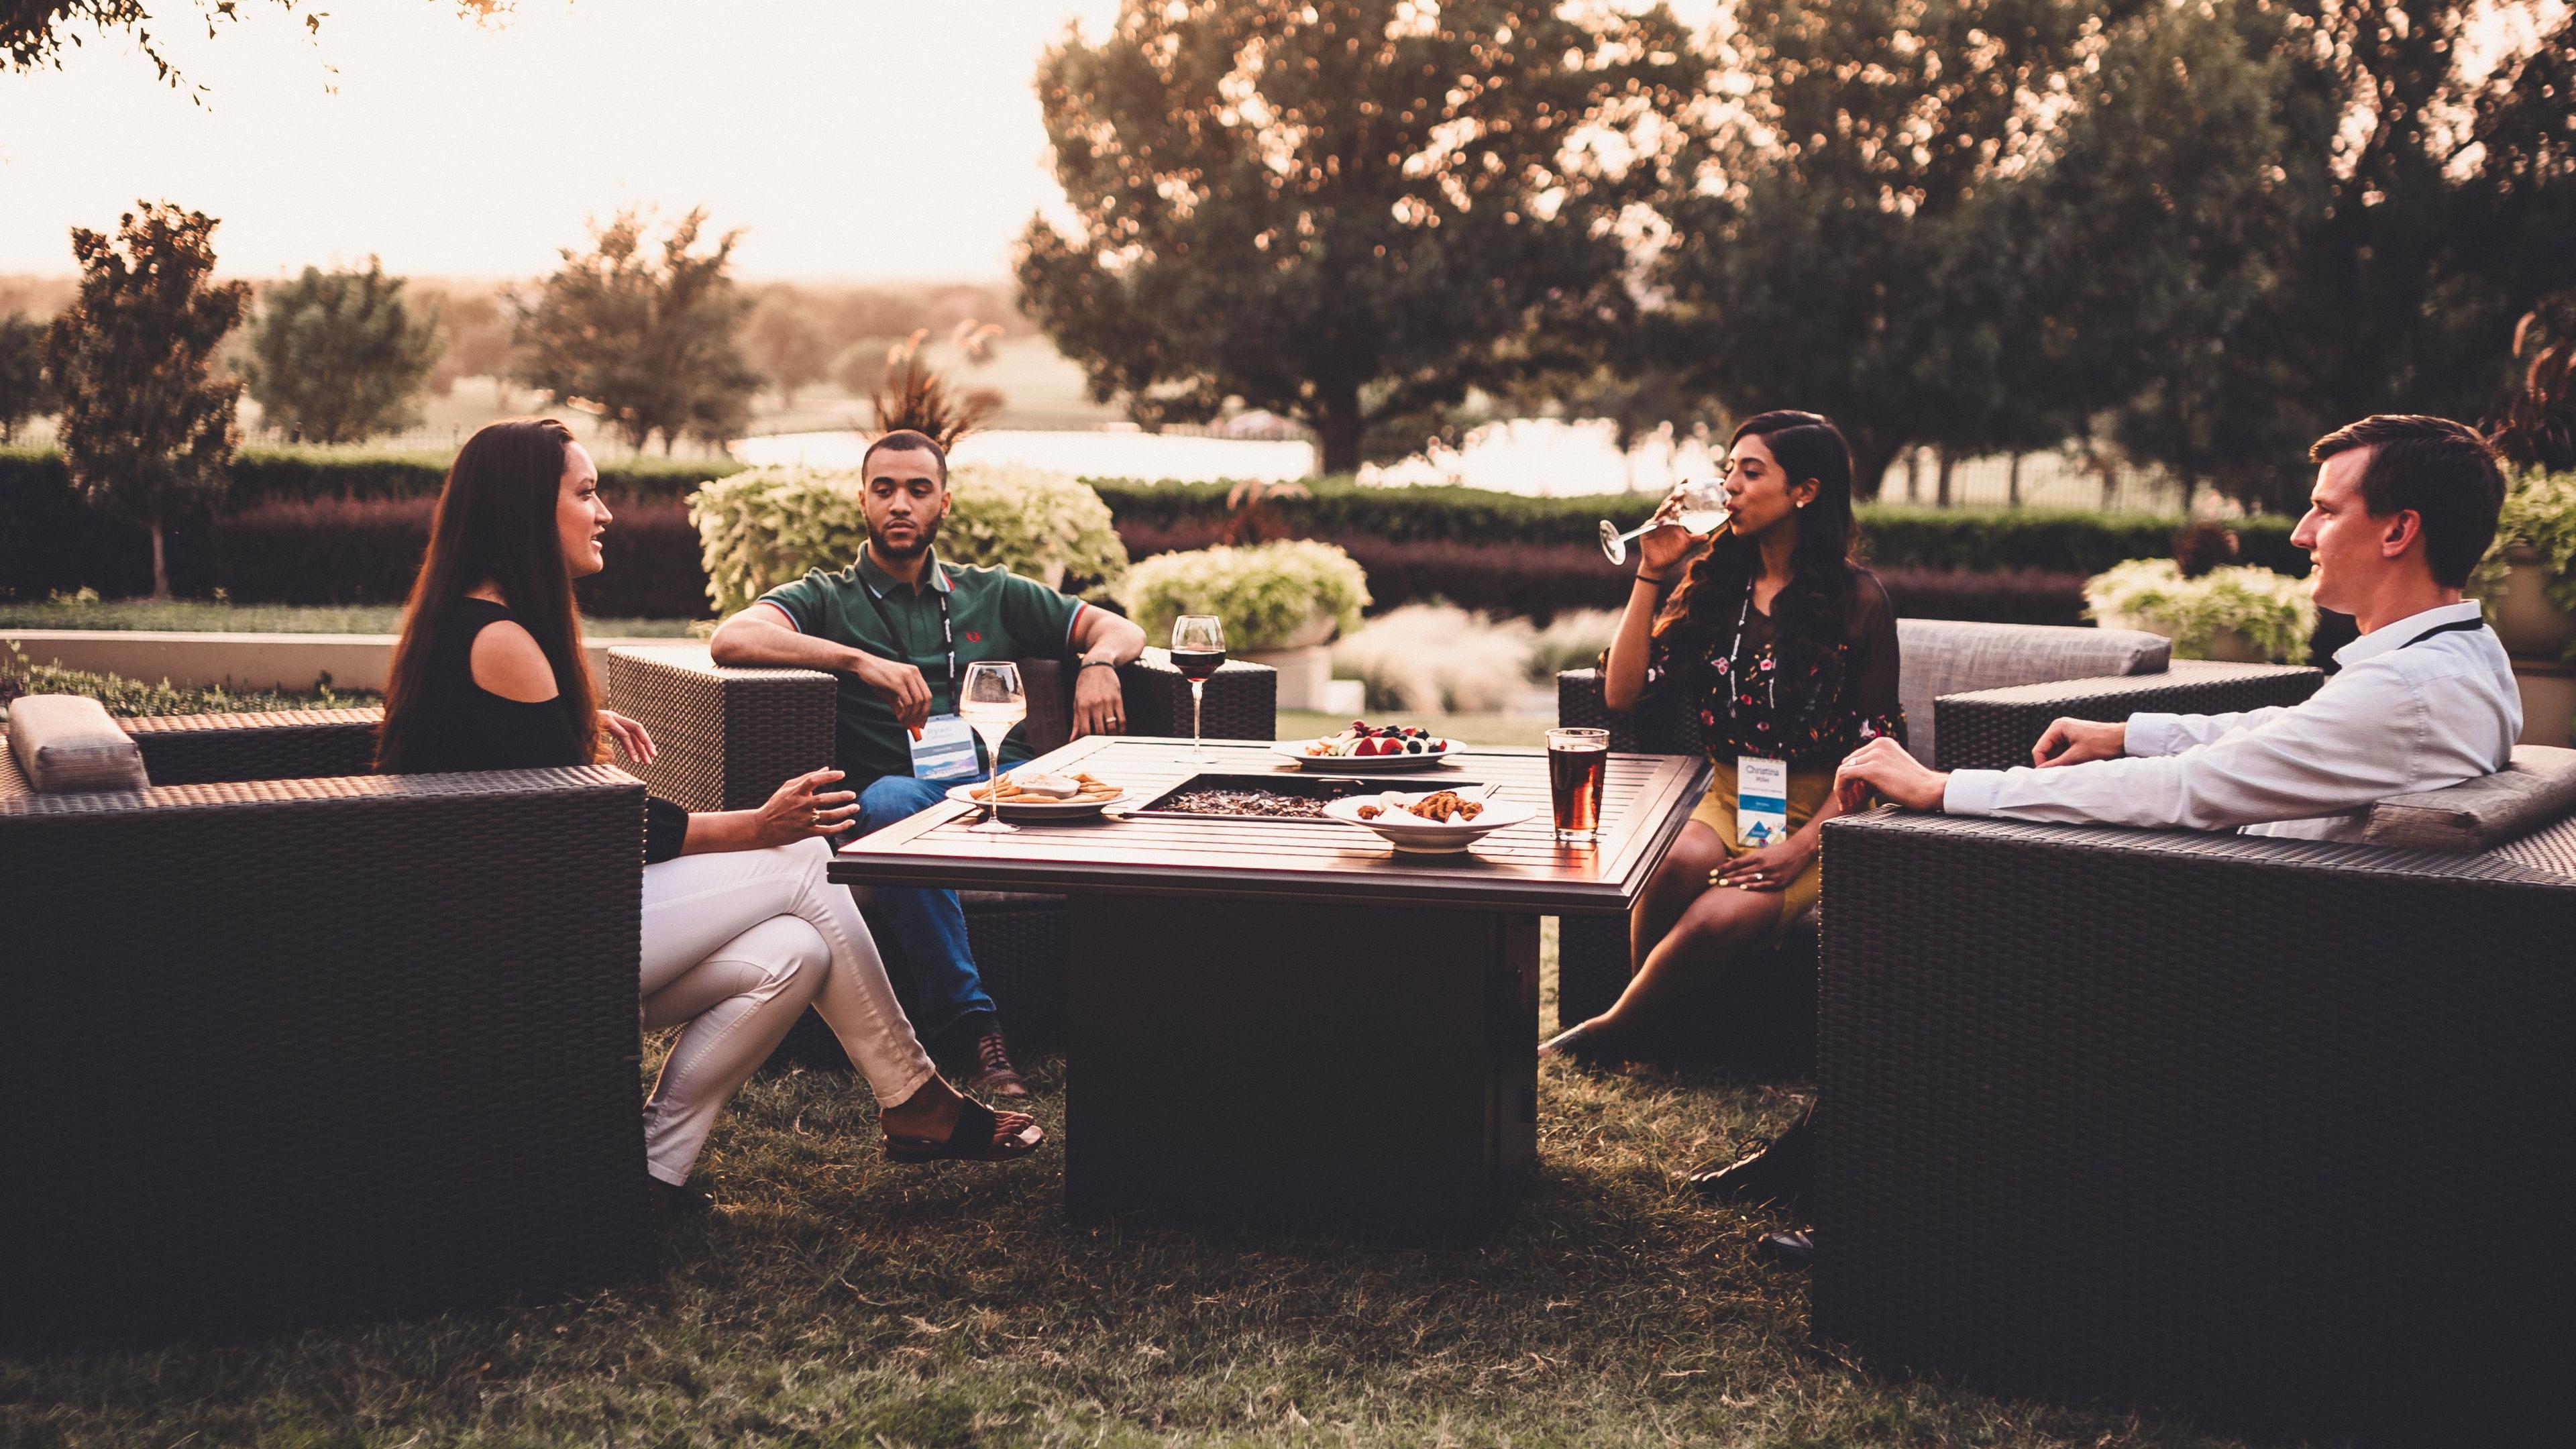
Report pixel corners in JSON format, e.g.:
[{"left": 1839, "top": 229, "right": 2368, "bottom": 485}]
[{"left": 1065, "top": 895, "right": 1540, "bottom": 1242}]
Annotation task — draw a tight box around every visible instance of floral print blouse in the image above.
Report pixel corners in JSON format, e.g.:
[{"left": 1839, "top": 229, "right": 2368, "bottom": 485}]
[{"left": 1646, "top": 566, "right": 1907, "bottom": 768}]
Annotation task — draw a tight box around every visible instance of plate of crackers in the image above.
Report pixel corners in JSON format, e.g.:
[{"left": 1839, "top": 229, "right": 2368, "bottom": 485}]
[
  {"left": 946, "top": 771, "right": 1127, "bottom": 820},
  {"left": 1321, "top": 787, "right": 1537, "bottom": 854}
]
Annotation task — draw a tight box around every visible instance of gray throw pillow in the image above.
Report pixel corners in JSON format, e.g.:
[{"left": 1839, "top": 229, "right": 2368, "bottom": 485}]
[
  {"left": 2363, "top": 746, "right": 2576, "bottom": 851},
  {"left": 3, "top": 694, "right": 150, "bottom": 793}
]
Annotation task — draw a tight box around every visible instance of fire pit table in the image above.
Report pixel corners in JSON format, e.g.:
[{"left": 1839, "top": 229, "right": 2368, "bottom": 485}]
[{"left": 830, "top": 735, "right": 1711, "bottom": 1241}]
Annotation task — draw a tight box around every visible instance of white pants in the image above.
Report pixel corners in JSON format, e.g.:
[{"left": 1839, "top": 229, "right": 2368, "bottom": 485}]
[{"left": 637, "top": 837, "right": 937, "bottom": 1185}]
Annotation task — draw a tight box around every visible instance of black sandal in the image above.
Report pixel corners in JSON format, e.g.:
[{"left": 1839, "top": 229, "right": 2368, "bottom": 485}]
[{"left": 884, "top": 1096, "right": 1043, "bottom": 1163}]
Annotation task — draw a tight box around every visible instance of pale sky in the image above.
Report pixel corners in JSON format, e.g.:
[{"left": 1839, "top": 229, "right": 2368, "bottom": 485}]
[{"left": 0, "top": 0, "right": 1125, "bottom": 281}]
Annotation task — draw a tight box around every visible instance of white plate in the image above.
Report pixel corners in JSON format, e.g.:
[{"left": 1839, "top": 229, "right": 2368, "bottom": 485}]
[
  {"left": 945, "top": 783, "right": 1126, "bottom": 820},
  {"left": 1271, "top": 738, "right": 1466, "bottom": 771},
  {"left": 1322, "top": 790, "right": 1536, "bottom": 853}
]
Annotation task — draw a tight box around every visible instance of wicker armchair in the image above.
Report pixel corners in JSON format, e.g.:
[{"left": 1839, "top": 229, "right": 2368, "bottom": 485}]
[
  {"left": 1, "top": 714, "right": 651, "bottom": 1345},
  {"left": 1811, "top": 804, "right": 2576, "bottom": 1440},
  {"left": 1550, "top": 627, "right": 2324, "bottom": 1053},
  {"left": 604, "top": 646, "right": 1278, "bottom": 1058}
]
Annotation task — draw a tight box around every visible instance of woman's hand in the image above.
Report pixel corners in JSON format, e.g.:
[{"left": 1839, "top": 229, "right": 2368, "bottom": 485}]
[
  {"left": 1712, "top": 835, "right": 1817, "bottom": 892},
  {"left": 751, "top": 768, "right": 862, "bottom": 848},
  {"left": 1635, "top": 490, "right": 1696, "bottom": 578},
  {"left": 598, "top": 708, "right": 656, "bottom": 765}
]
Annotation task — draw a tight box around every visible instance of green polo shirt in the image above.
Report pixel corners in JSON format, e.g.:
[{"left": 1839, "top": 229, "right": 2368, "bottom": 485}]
[{"left": 757, "top": 549, "right": 1089, "bottom": 788}]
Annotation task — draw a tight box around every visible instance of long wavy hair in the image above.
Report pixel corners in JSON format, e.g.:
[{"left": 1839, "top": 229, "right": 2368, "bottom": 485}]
[
  {"left": 375, "top": 417, "right": 599, "bottom": 771},
  {"left": 1659, "top": 410, "right": 1862, "bottom": 714}
]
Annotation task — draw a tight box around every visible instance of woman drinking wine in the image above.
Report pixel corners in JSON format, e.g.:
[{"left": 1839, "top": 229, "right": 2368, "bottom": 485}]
[{"left": 1542, "top": 411, "right": 1903, "bottom": 1066}]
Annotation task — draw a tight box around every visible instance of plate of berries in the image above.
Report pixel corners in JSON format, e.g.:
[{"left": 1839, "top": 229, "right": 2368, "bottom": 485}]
[{"left": 1273, "top": 721, "right": 1466, "bottom": 771}]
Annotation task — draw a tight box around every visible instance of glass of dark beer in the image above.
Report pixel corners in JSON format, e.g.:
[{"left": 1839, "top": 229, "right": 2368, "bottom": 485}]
[{"left": 1546, "top": 727, "right": 1609, "bottom": 843}]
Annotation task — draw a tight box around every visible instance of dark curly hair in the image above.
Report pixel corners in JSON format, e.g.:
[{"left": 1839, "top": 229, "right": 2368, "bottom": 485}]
[{"left": 1662, "top": 410, "right": 1862, "bottom": 717}]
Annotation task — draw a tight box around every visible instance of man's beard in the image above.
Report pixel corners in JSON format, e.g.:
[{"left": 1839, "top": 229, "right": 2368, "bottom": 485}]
[{"left": 869, "top": 514, "right": 941, "bottom": 561}]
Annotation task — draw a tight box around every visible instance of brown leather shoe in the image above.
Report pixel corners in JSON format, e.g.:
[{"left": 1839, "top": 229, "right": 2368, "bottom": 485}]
[{"left": 961, "top": 1030, "right": 1030, "bottom": 1098}]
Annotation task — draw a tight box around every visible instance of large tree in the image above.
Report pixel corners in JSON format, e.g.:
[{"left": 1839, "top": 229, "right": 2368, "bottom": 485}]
[
  {"left": 2098, "top": 0, "right": 2576, "bottom": 508},
  {"left": 744, "top": 286, "right": 833, "bottom": 409},
  {"left": 1016, "top": 0, "right": 1697, "bottom": 474},
  {"left": 0, "top": 311, "right": 50, "bottom": 443},
  {"left": 1648, "top": 0, "right": 2154, "bottom": 496},
  {"left": 44, "top": 203, "right": 249, "bottom": 598},
  {"left": 238, "top": 260, "right": 443, "bottom": 444},
  {"left": 512, "top": 208, "right": 763, "bottom": 454}
]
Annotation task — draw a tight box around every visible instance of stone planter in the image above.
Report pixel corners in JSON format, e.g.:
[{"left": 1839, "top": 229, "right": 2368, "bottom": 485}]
[
  {"left": 1240, "top": 643, "right": 1334, "bottom": 711},
  {"left": 2512, "top": 657, "right": 2575, "bottom": 749},
  {"left": 2490, "top": 546, "right": 2576, "bottom": 661},
  {"left": 2192, "top": 626, "right": 2270, "bottom": 664}
]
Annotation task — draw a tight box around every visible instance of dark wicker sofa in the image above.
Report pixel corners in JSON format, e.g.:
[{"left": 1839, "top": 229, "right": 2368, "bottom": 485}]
[
  {"left": 604, "top": 645, "right": 1278, "bottom": 1058},
  {"left": 1812, "top": 795, "right": 2576, "bottom": 1440},
  {"left": 0, "top": 711, "right": 652, "bottom": 1344},
  {"left": 1552, "top": 619, "right": 2325, "bottom": 1054}
]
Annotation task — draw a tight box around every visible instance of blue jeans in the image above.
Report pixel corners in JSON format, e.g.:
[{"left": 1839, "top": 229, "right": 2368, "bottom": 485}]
[{"left": 853, "top": 773, "right": 998, "bottom": 1047}]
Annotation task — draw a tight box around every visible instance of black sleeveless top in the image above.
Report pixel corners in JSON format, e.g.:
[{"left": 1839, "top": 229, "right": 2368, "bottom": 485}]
[{"left": 402, "top": 596, "right": 688, "bottom": 862}]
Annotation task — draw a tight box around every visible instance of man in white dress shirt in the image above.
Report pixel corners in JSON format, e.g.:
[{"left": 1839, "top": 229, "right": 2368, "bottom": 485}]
[
  {"left": 1704, "top": 414, "right": 2516, "bottom": 1263},
  {"left": 1835, "top": 413, "right": 2519, "bottom": 833}
]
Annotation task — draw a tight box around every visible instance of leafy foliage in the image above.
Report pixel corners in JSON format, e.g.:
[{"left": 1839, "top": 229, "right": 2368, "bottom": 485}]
[
  {"left": 2473, "top": 469, "right": 2576, "bottom": 623},
  {"left": 2, "top": 1, "right": 500, "bottom": 89},
  {"left": 1018, "top": 0, "right": 1695, "bottom": 472},
  {"left": 2084, "top": 557, "right": 2317, "bottom": 662},
  {"left": 238, "top": 261, "right": 445, "bottom": 444},
  {"left": 690, "top": 464, "right": 1128, "bottom": 617},
  {"left": 1, "top": 641, "right": 372, "bottom": 718},
  {"left": 742, "top": 288, "right": 834, "bottom": 409},
  {"left": 0, "top": 311, "right": 50, "bottom": 442},
  {"left": 513, "top": 209, "right": 764, "bottom": 453},
  {"left": 2490, "top": 294, "right": 2576, "bottom": 473},
  {"left": 1118, "top": 539, "right": 1370, "bottom": 650},
  {"left": 44, "top": 202, "right": 249, "bottom": 598}
]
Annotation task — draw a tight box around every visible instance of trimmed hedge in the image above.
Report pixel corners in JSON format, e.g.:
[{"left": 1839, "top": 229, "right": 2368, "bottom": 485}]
[{"left": 204, "top": 497, "right": 709, "bottom": 618}]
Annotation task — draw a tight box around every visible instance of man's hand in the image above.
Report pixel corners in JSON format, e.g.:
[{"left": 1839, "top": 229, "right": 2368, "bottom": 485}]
[
  {"left": 1070, "top": 662, "right": 1126, "bottom": 739},
  {"left": 1835, "top": 737, "right": 1948, "bottom": 813},
  {"left": 849, "top": 652, "right": 932, "bottom": 735},
  {"left": 597, "top": 708, "right": 656, "bottom": 765},
  {"left": 2032, "top": 716, "right": 2126, "bottom": 767}
]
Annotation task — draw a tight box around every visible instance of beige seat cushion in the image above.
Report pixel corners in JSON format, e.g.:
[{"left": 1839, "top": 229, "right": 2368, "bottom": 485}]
[
  {"left": 3, "top": 695, "right": 149, "bottom": 794},
  {"left": 1896, "top": 620, "right": 2171, "bottom": 766},
  {"left": 2365, "top": 746, "right": 2576, "bottom": 851}
]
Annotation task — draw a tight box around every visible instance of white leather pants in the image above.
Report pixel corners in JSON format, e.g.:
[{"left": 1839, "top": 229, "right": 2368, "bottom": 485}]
[{"left": 636, "top": 836, "right": 937, "bottom": 1185}]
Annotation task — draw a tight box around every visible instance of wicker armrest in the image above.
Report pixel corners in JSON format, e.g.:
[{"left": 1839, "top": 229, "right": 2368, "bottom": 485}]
[
  {"left": 1813, "top": 808, "right": 2573, "bottom": 1436},
  {"left": 606, "top": 645, "right": 837, "bottom": 812},
  {"left": 1, "top": 765, "right": 652, "bottom": 1341},
  {"left": 119, "top": 708, "right": 385, "bottom": 785},
  {"left": 1931, "top": 659, "right": 2324, "bottom": 771},
  {"left": 1120, "top": 655, "right": 1276, "bottom": 741},
  {"left": 1554, "top": 668, "right": 1705, "bottom": 756}
]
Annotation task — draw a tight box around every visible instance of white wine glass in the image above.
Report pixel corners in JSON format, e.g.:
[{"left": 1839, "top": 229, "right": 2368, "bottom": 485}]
[
  {"left": 1599, "top": 477, "right": 1730, "bottom": 566},
  {"left": 1170, "top": 614, "right": 1226, "bottom": 763},
  {"left": 958, "top": 660, "right": 1027, "bottom": 834}
]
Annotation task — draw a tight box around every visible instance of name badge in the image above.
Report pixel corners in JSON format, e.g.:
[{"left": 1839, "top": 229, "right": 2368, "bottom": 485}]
[
  {"left": 1736, "top": 755, "right": 1789, "bottom": 848},
  {"left": 910, "top": 714, "right": 982, "bottom": 783}
]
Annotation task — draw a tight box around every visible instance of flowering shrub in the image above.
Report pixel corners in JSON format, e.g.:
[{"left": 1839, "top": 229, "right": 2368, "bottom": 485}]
[
  {"left": 1118, "top": 540, "right": 1370, "bottom": 651},
  {"left": 2084, "top": 557, "right": 2316, "bottom": 663},
  {"left": 691, "top": 463, "right": 1127, "bottom": 616}
]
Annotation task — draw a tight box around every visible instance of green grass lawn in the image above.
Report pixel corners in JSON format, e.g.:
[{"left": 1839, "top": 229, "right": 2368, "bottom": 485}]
[
  {"left": 0, "top": 597, "right": 704, "bottom": 637},
  {"left": 0, "top": 927, "right": 2251, "bottom": 1447}
]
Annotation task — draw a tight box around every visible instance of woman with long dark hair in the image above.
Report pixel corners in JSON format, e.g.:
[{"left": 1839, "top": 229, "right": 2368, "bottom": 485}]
[
  {"left": 1542, "top": 410, "right": 1902, "bottom": 1065},
  {"left": 379, "top": 419, "right": 1039, "bottom": 1212}
]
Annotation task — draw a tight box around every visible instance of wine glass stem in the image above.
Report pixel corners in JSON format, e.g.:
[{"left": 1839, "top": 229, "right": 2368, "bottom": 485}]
[{"left": 1190, "top": 679, "right": 1205, "bottom": 754}]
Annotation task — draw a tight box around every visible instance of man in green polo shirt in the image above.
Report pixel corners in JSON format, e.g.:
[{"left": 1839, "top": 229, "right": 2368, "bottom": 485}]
[{"left": 710, "top": 429, "right": 1144, "bottom": 1096}]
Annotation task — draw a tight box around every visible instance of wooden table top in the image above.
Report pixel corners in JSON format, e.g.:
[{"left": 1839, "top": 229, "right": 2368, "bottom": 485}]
[{"left": 828, "top": 736, "right": 1712, "bottom": 914}]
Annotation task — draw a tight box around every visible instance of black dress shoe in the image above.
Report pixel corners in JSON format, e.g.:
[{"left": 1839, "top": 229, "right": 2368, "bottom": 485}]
[
  {"left": 649, "top": 1177, "right": 713, "bottom": 1217},
  {"left": 1754, "top": 1228, "right": 1814, "bottom": 1269},
  {"left": 1687, "top": 1113, "right": 1814, "bottom": 1212}
]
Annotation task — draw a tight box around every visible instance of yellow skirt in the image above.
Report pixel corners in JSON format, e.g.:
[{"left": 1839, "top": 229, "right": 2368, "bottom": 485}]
[{"left": 1686, "top": 761, "right": 1838, "bottom": 948}]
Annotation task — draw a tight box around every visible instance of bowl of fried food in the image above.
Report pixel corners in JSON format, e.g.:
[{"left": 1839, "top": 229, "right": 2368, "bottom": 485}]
[
  {"left": 945, "top": 771, "right": 1126, "bottom": 820},
  {"left": 1322, "top": 786, "right": 1536, "bottom": 854}
]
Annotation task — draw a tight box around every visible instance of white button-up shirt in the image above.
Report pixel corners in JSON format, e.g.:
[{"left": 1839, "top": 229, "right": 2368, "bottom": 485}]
[{"left": 1941, "top": 601, "right": 2522, "bottom": 841}]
